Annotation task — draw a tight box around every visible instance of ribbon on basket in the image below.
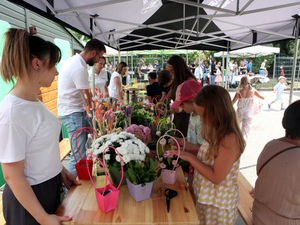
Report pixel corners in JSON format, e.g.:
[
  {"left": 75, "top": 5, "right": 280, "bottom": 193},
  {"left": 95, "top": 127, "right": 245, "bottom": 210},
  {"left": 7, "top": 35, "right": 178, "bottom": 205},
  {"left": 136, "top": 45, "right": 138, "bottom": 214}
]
[
  {"left": 70, "top": 127, "right": 98, "bottom": 180},
  {"left": 86, "top": 146, "right": 123, "bottom": 213}
]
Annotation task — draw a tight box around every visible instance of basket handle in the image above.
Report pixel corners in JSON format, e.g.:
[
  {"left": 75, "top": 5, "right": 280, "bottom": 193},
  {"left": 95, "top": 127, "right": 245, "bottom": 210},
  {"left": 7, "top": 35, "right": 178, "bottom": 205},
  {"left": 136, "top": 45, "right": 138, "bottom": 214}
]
[
  {"left": 70, "top": 127, "right": 98, "bottom": 164},
  {"left": 157, "top": 118, "right": 176, "bottom": 132},
  {"left": 155, "top": 102, "right": 167, "bottom": 120},
  {"left": 102, "top": 146, "right": 124, "bottom": 190},
  {"left": 86, "top": 152, "right": 108, "bottom": 194},
  {"left": 156, "top": 135, "right": 180, "bottom": 171},
  {"left": 164, "top": 129, "right": 186, "bottom": 151}
]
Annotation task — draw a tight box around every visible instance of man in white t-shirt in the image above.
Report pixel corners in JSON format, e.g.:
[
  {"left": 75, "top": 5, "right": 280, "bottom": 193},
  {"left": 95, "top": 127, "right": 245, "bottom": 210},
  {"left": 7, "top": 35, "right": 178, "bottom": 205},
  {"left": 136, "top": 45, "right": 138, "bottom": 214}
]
[{"left": 58, "top": 39, "right": 106, "bottom": 177}]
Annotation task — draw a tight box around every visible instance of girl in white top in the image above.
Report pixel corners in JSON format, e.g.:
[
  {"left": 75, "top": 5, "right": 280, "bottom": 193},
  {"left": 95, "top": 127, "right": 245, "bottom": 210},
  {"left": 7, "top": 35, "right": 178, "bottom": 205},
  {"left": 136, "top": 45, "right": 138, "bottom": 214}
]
[
  {"left": 108, "top": 62, "right": 127, "bottom": 100},
  {"left": 0, "top": 27, "right": 79, "bottom": 225},
  {"left": 88, "top": 57, "right": 109, "bottom": 97}
]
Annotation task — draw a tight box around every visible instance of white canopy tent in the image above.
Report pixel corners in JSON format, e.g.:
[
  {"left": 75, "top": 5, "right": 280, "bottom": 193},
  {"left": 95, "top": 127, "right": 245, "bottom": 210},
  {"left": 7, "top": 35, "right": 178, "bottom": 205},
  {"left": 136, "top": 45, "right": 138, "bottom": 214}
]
[
  {"left": 8, "top": 0, "right": 300, "bottom": 103},
  {"left": 214, "top": 45, "right": 280, "bottom": 58}
]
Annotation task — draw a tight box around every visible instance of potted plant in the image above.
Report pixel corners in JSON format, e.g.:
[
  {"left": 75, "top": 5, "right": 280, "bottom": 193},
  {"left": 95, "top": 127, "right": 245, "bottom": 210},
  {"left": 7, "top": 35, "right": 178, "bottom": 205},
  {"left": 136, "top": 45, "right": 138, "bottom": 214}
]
[
  {"left": 93, "top": 131, "right": 150, "bottom": 185},
  {"left": 125, "top": 158, "right": 159, "bottom": 202},
  {"left": 157, "top": 150, "right": 189, "bottom": 185}
]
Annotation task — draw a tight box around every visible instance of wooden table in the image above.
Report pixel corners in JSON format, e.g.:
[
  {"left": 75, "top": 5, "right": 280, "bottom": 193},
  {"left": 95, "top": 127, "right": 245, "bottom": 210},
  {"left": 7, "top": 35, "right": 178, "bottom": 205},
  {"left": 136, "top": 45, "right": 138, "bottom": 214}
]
[{"left": 56, "top": 167, "right": 199, "bottom": 225}]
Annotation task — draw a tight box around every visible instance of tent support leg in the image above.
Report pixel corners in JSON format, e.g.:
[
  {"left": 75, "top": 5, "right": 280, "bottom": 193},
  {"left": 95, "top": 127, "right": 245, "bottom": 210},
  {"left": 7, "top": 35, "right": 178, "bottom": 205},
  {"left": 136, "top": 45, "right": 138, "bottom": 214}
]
[
  {"left": 289, "top": 17, "right": 300, "bottom": 104},
  {"left": 225, "top": 42, "right": 230, "bottom": 90},
  {"left": 272, "top": 54, "right": 276, "bottom": 89},
  {"left": 297, "top": 62, "right": 300, "bottom": 91},
  {"left": 222, "top": 51, "right": 225, "bottom": 88}
]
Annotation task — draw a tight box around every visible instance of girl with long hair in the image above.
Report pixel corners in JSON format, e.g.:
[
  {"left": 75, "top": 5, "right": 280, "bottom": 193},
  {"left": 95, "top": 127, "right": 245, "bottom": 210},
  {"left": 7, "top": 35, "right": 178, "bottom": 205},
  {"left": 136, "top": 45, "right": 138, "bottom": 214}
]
[
  {"left": 164, "top": 55, "right": 197, "bottom": 136},
  {"left": 171, "top": 85, "right": 246, "bottom": 225},
  {"left": 108, "top": 61, "right": 127, "bottom": 100}
]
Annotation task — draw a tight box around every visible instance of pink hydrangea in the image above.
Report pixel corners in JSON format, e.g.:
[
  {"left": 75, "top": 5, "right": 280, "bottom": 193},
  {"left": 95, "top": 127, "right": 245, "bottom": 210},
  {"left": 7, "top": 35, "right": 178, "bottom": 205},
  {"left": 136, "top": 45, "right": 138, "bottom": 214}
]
[
  {"left": 131, "top": 124, "right": 139, "bottom": 131},
  {"left": 139, "top": 125, "right": 145, "bottom": 130},
  {"left": 126, "top": 127, "right": 134, "bottom": 133},
  {"left": 164, "top": 151, "right": 172, "bottom": 158},
  {"left": 144, "top": 127, "right": 151, "bottom": 136}
]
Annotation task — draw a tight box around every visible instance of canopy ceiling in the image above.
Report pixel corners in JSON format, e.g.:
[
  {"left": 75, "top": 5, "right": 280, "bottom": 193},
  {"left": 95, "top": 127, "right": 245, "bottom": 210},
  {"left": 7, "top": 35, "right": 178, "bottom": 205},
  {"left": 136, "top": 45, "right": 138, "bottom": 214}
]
[
  {"left": 214, "top": 45, "right": 280, "bottom": 58},
  {"left": 8, "top": 0, "right": 300, "bottom": 51}
]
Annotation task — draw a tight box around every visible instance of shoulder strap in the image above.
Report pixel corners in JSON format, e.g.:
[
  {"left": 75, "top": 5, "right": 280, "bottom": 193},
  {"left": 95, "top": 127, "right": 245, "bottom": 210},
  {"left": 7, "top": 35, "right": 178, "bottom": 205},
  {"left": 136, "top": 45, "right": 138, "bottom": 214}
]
[{"left": 258, "top": 146, "right": 300, "bottom": 175}]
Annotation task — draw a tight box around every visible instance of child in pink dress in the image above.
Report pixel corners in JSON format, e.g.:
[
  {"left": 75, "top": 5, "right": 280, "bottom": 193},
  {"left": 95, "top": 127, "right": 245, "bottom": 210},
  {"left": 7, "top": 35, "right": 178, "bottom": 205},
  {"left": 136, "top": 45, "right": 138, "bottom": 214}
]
[
  {"left": 232, "top": 76, "right": 265, "bottom": 140},
  {"left": 215, "top": 65, "right": 222, "bottom": 85}
]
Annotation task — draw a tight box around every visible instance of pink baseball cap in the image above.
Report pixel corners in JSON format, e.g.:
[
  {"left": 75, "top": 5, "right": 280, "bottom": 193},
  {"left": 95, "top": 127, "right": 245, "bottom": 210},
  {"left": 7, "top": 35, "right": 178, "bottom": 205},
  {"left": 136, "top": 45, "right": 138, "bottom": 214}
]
[{"left": 172, "top": 80, "right": 202, "bottom": 108}]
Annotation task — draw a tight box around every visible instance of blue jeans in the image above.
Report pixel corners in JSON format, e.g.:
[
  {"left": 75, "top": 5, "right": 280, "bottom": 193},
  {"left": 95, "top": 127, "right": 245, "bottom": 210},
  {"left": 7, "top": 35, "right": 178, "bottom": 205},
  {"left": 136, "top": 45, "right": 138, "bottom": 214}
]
[
  {"left": 59, "top": 111, "right": 91, "bottom": 177},
  {"left": 210, "top": 75, "right": 216, "bottom": 84}
]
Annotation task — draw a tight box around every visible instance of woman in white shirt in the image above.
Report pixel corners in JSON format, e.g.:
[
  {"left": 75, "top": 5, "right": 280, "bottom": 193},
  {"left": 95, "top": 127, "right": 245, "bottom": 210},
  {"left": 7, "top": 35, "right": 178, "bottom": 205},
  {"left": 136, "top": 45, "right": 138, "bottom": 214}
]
[
  {"left": 89, "top": 56, "right": 109, "bottom": 97},
  {"left": 0, "top": 27, "right": 79, "bottom": 224},
  {"left": 108, "top": 62, "right": 127, "bottom": 100},
  {"left": 260, "top": 59, "right": 268, "bottom": 76}
]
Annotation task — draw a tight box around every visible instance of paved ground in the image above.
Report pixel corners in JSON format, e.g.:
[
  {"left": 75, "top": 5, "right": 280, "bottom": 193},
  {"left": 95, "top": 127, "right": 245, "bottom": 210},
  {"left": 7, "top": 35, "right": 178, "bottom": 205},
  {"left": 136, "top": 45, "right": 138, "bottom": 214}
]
[
  {"left": 62, "top": 89, "right": 300, "bottom": 225},
  {"left": 231, "top": 89, "right": 300, "bottom": 225}
]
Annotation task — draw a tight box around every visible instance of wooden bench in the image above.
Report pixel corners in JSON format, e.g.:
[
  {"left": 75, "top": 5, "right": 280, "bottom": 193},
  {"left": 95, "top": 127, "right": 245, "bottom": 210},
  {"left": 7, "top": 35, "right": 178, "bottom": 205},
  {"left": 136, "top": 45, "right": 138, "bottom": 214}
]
[{"left": 238, "top": 171, "right": 254, "bottom": 225}]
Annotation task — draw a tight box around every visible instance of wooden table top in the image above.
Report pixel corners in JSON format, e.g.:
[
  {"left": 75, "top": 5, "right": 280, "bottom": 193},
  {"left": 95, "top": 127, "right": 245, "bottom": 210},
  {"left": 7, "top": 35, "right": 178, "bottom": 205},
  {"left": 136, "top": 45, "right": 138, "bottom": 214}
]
[{"left": 56, "top": 167, "right": 199, "bottom": 225}]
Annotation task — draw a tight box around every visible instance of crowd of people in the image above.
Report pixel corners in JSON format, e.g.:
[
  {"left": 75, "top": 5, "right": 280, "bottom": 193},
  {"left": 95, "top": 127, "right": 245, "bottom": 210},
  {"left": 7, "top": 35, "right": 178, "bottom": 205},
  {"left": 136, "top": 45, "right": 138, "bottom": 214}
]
[{"left": 0, "top": 27, "right": 298, "bottom": 225}]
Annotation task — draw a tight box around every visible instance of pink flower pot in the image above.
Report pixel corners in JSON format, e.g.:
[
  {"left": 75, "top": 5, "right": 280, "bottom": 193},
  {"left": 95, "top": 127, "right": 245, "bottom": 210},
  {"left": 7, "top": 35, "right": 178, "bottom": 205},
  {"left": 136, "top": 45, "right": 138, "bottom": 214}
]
[
  {"left": 126, "top": 178, "right": 153, "bottom": 202},
  {"left": 162, "top": 167, "right": 179, "bottom": 185}
]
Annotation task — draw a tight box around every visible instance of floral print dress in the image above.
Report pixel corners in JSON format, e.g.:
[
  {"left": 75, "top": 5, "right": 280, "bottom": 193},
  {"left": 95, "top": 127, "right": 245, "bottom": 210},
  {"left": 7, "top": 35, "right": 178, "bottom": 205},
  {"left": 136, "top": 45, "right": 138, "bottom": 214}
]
[
  {"left": 193, "top": 141, "right": 240, "bottom": 225},
  {"left": 237, "top": 89, "right": 254, "bottom": 140}
]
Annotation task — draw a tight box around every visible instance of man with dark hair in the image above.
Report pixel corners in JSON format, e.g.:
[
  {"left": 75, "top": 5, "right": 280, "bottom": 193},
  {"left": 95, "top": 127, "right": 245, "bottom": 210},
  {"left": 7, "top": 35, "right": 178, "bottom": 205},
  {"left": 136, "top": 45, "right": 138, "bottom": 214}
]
[
  {"left": 145, "top": 72, "right": 162, "bottom": 103},
  {"left": 58, "top": 38, "right": 106, "bottom": 177}
]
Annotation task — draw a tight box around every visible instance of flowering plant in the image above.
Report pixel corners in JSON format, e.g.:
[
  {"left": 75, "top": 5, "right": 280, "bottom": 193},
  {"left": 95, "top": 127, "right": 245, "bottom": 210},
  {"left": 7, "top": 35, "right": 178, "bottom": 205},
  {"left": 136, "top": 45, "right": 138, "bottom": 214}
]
[
  {"left": 126, "top": 124, "right": 151, "bottom": 142},
  {"left": 93, "top": 131, "right": 150, "bottom": 168},
  {"left": 157, "top": 150, "right": 189, "bottom": 176},
  {"left": 125, "top": 158, "right": 159, "bottom": 187}
]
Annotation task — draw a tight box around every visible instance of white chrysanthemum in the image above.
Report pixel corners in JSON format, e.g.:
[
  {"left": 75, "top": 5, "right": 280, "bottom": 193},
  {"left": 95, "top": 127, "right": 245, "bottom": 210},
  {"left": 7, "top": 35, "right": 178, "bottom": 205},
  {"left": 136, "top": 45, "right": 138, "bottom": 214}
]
[
  {"left": 111, "top": 135, "right": 119, "bottom": 143},
  {"left": 121, "top": 142, "right": 129, "bottom": 149},
  {"left": 104, "top": 154, "right": 110, "bottom": 160},
  {"left": 139, "top": 155, "right": 145, "bottom": 161},
  {"left": 122, "top": 155, "right": 131, "bottom": 164},
  {"left": 115, "top": 155, "right": 121, "bottom": 162},
  {"left": 133, "top": 149, "right": 140, "bottom": 155},
  {"left": 117, "top": 147, "right": 127, "bottom": 155},
  {"left": 106, "top": 140, "right": 112, "bottom": 146},
  {"left": 145, "top": 147, "right": 150, "bottom": 154}
]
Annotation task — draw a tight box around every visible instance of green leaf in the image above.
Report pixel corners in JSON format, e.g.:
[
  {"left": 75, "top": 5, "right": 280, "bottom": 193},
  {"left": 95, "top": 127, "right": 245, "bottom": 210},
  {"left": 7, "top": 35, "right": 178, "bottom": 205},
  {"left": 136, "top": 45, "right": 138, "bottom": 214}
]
[{"left": 167, "top": 157, "right": 172, "bottom": 166}]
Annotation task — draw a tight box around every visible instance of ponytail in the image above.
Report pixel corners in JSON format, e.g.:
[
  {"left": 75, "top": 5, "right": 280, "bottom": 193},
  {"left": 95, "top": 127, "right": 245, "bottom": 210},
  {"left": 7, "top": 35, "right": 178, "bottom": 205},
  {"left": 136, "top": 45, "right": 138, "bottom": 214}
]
[{"left": 0, "top": 28, "right": 61, "bottom": 83}]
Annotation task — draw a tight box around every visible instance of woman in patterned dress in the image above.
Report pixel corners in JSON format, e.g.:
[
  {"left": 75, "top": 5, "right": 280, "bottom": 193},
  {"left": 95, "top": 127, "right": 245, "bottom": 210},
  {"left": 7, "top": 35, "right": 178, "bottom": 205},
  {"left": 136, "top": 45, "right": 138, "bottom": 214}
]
[{"left": 170, "top": 85, "right": 246, "bottom": 225}]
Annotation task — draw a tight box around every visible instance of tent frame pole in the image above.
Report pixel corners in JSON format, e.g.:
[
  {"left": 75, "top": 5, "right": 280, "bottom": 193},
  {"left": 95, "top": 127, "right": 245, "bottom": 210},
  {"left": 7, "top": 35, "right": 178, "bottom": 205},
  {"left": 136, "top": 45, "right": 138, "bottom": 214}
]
[
  {"left": 226, "top": 42, "right": 230, "bottom": 90},
  {"left": 222, "top": 51, "right": 225, "bottom": 88},
  {"left": 289, "top": 16, "right": 300, "bottom": 104},
  {"left": 272, "top": 54, "right": 276, "bottom": 89}
]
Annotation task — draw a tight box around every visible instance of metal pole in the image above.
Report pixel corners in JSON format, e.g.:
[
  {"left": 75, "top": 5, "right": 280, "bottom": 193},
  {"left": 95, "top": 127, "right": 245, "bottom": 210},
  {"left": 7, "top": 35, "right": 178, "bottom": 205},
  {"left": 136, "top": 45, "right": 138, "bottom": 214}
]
[
  {"left": 272, "top": 54, "right": 276, "bottom": 89},
  {"left": 297, "top": 62, "right": 300, "bottom": 91},
  {"left": 186, "top": 50, "right": 188, "bottom": 64},
  {"left": 289, "top": 17, "right": 300, "bottom": 104},
  {"left": 226, "top": 51, "right": 230, "bottom": 89},
  {"left": 118, "top": 50, "right": 121, "bottom": 63},
  {"left": 222, "top": 51, "right": 225, "bottom": 87}
]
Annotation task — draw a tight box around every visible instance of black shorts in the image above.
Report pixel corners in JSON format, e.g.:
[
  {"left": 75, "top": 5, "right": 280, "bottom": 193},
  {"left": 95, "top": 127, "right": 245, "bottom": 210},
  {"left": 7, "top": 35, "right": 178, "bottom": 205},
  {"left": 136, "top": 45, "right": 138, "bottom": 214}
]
[{"left": 3, "top": 173, "right": 63, "bottom": 225}]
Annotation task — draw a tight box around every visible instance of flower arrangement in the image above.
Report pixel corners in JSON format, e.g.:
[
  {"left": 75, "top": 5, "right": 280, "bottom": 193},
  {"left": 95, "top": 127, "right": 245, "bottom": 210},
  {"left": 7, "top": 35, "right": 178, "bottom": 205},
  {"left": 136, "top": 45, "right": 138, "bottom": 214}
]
[
  {"left": 125, "top": 158, "right": 158, "bottom": 187},
  {"left": 131, "top": 108, "right": 155, "bottom": 127},
  {"left": 93, "top": 131, "right": 150, "bottom": 168},
  {"left": 157, "top": 150, "right": 189, "bottom": 177},
  {"left": 126, "top": 124, "right": 151, "bottom": 142}
]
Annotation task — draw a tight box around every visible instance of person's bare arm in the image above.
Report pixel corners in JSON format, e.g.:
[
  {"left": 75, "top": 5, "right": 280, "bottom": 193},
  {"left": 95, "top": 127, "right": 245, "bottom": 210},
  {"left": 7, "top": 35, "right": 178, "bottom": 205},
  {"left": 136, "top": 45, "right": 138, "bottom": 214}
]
[
  {"left": 114, "top": 77, "right": 123, "bottom": 100},
  {"left": 79, "top": 89, "right": 93, "bottom": 110},
  {"left": 144, "top": 95, "right": 152, "bottom": 102},
  {"left": 170, "top": 133, "right": 240, "bottom": 185},
  {"left": 2, "top": 161, "right": 72, "bottom": 225},
  {"left": 232, "top": 93, "right": 240, "bottom": 105},
  {"left": 254, "top": 90, "right": 265, "bottom": 100}
]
